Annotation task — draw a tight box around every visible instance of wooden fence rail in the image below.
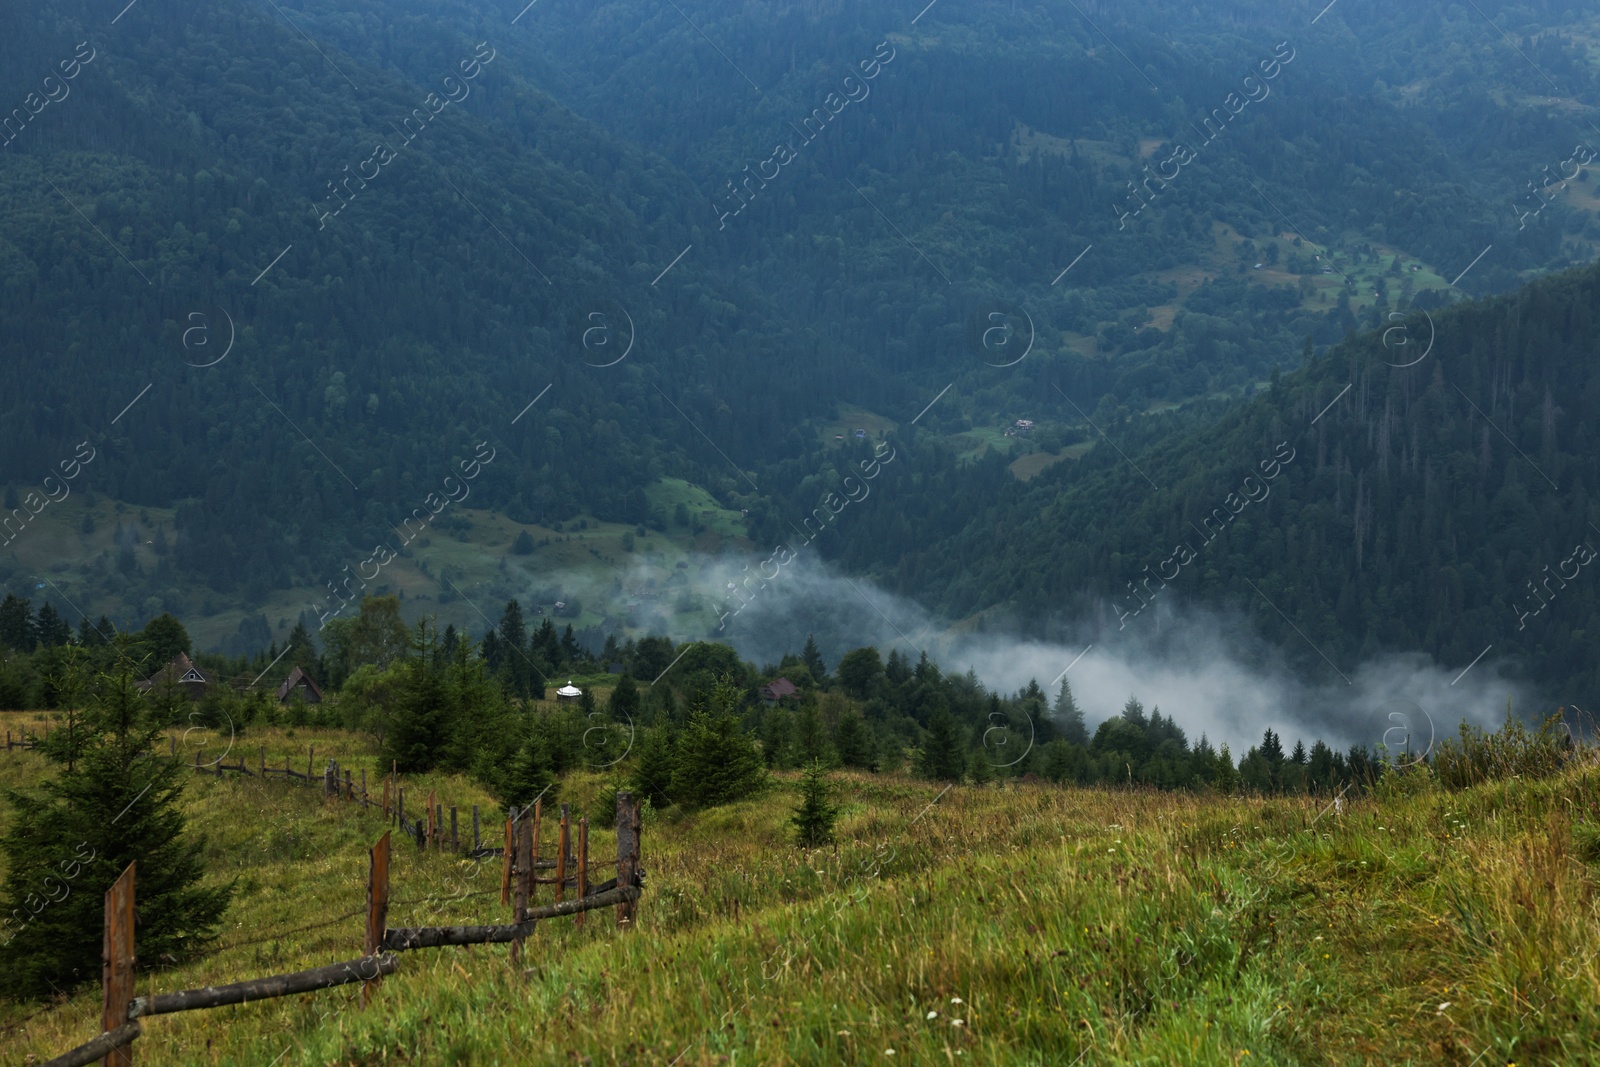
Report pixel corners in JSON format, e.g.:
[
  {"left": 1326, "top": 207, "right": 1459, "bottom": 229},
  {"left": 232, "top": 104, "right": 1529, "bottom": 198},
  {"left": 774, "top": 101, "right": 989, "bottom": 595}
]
[{"left": 38, "top": 792, "right": 644, "bottom": 1067}]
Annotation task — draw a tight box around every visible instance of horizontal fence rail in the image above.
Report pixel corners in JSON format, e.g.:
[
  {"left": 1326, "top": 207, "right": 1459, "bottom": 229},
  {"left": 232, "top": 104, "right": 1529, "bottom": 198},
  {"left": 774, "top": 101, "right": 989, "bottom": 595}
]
[
  {"left": 128, "top": 954, "right": 401, "bottom": 1018},
  {"left": 35, "top": 792, "right": 644, "bottom": 1067}
]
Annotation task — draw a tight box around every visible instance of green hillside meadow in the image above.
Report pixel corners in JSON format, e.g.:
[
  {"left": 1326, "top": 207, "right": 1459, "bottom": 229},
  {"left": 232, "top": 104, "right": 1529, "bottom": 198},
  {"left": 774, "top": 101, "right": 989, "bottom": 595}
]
[{"left": 3, "top": 711, "right": 1599, "bottom": 1065}]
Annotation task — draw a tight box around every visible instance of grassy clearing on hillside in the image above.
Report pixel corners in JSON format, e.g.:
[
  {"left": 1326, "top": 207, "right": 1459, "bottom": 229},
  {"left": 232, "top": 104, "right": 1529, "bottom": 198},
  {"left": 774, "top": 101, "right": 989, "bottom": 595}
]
[{"left": 4, "top": 715, "right": 1600, "bottom": 1065}]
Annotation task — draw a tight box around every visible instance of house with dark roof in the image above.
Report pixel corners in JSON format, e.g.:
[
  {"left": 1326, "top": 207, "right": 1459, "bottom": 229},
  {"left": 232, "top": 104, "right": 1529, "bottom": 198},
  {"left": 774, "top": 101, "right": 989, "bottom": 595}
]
[
  {"left": 137, "top": 653, "right": 214, "bottom": 701},
  {"left": 276, "top": 666, "right": 324, "bottom": 705},
  {"left": 759, "top": 677, "right": 798, "bottom": 704}
]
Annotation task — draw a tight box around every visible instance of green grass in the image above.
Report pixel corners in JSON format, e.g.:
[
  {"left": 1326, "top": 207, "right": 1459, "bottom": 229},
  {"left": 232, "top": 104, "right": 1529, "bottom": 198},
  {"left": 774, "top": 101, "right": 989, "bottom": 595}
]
[{"left": 6, "top": 722, "right": 1600, "bottom": 1065}]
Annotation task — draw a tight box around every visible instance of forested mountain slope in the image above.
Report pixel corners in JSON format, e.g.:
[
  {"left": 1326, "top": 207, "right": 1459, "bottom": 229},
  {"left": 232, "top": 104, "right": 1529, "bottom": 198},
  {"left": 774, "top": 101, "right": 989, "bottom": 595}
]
[
  {"left": 826, "top": 259, "right": 1600, "bottom": 701},
  {"left": 3, "top": 0, "right": 1600, "bottom": 669}
]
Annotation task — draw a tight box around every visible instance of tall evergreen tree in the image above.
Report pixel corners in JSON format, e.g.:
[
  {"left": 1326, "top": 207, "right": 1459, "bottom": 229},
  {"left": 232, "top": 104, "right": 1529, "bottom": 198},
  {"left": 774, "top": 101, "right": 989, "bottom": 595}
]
[
  {"left": 0, "top": 594, "right": 36, "bottom": 652},
  {"left": 34, "top": 603, "right": 71, "bottom": 649},
  {"left": 918, "top": 706, "right": 967, "bottom": 782},
  {"left": 0, "top": 648, "right": 232, "bottom": 999},
  {"left": 136, "top": 613, "right": 191, "bottom": 666},
  {"left": 379, "top": 621, "right": 448, "bottom": 773},
  {"left": 608, "top": 672, "right": 640, "bottom": 722},
  {"left": 801, "top": 633, "right": 827, "bottom": 683},
  {"left": 834, "top": 710, "right": 871, "bottom": 768},
  {"left": 1053, "top": 677, "right": 1089, "bottom": 746}
]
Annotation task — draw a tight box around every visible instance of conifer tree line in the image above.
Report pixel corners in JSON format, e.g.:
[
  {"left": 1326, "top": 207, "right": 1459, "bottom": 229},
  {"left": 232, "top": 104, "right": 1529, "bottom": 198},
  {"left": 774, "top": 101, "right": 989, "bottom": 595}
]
[{"left": 3, "top": 594, "right": 1402, "bottom": 808}]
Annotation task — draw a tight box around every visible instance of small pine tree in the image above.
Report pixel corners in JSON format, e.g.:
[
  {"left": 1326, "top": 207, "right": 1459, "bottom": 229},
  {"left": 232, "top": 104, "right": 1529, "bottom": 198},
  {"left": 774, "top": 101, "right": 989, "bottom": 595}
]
[
  {"left": 630, "top": 724, "right": 677, "bottom": 808},
  {"left": 500, "top": 731, "right": 556, "bottom": 813},
  {"left": 791, "top": 760, "right": 839, "bottom": 848},
  {"left": 0, "top": 649, "right": 232, "bottom": 999},
  {"left": 671, "top": 677, "right": 767, "bottom": 809}
]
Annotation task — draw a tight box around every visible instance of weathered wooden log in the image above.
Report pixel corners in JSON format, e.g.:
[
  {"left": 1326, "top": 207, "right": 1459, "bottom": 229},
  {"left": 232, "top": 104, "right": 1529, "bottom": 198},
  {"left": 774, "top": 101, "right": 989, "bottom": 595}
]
[
  {"left": 38, "top": 1021, "right": 141, "bottom": 1067},
  {"left": 383, "top": 886, "right": 641, "bottom": 951},
  {"left": 129, "top": 954, "right": 398, "bottom": 1017}
]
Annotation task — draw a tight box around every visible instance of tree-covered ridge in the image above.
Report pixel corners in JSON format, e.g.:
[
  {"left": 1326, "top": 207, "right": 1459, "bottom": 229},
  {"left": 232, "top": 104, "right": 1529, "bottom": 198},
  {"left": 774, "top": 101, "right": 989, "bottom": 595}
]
[
  {"left": 821, "top": 258, "right": 1600, "bottom": 701},
  {"left": 3, "top": 0, "right": 1600, "bottom": 667}
]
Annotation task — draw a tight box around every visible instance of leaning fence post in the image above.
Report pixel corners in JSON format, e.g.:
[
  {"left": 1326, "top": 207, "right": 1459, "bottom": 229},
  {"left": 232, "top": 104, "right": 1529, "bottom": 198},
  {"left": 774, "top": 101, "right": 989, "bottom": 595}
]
[
  {"left": 102, "top": 861, "right": 137, "bottom": 1066},
  {"left": 576, "top": 816, "right": 589, "bottom": 927},
  {"left": 364, "top": 832, "right": 390, "bottom": 1008},
  {"left": 615, "top": 790, "right": 640, "bottom": 930}
]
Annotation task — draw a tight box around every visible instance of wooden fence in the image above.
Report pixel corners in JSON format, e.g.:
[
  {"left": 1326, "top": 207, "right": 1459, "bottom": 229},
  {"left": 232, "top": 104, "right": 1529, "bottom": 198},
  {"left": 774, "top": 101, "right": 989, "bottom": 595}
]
[
  {"left": 5, "top": 727, "right": 44, "bottom": 752},
  {"left": 38, "top": 791, "right": 644, "bottom": 1067}
]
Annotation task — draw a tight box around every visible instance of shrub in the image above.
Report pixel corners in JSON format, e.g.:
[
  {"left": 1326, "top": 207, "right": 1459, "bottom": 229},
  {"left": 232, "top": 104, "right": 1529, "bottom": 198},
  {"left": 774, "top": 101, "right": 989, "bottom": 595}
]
[{"left": 1431, "top": 711, "right": 1574, "bottom": 790}]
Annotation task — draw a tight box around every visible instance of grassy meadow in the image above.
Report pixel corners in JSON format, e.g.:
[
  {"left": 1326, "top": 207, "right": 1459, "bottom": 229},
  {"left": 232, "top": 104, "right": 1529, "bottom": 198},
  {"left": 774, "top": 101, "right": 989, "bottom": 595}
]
[{"left": 3, "top": 711, "right": 1600, "bottom": 1065}]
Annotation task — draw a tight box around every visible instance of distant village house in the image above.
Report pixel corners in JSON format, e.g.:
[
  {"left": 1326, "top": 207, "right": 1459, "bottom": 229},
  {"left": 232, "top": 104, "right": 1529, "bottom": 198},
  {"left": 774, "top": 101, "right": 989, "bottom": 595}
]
[
  {"left": 276, "top": 666, "right": 324, "bottom": 705},
  {"left": 137, "top": 653, "right": 214, "bottom": 701}
]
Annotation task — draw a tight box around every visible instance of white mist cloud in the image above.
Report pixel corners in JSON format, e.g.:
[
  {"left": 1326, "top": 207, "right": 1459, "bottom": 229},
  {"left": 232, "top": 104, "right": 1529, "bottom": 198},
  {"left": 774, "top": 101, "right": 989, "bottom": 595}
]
[{"left": 660, "top": 551, "right": 1528, "bottom": 756}]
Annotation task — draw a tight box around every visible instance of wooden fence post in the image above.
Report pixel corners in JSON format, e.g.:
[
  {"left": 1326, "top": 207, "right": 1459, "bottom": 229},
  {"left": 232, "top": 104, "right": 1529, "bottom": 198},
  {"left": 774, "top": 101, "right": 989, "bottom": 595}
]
[
  {"left": 364, "top": 833, "right": 390, "bottom": 1008},
  {"left": 426, "top": 791, "right": 437, "bottom": 849},
  {"left": 500, "top": 815, "right": 513, "bottom": 906},
  {"left": 555, "top": 805, "right": 570, "bottom": 905},
  {"left": 450, "top": 807, "right": 458, "bottom": 852},
  {"left": 323, "top": 761, "right": 336, "bottom": 798},
  {"left": 530, "top": 799, "right": 543, "bottom": 906},
  {"left": 102, "top": 861, "right": 137, "bottom": 1066},
  {"left": 434, "top": 802, "right": 443, "bottom": 852},
  {"left": 576, "top": 816, "right": 588, "bottom": 927},
  {"left": 511, "top": 817, "right": 532, "bottom": 966},
  {"left": 307, "top": 745, "right": 314, "bottom": 782},
  {"left": 616, "top": 791, "right": 640, "bottom": 930},
  {"left": 472, "top": 806, "right": 480, "bottom": 852}
]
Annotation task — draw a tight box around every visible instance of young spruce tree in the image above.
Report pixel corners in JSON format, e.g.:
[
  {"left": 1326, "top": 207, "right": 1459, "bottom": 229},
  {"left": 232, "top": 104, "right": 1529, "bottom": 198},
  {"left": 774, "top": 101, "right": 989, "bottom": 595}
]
[
  {"left": 792, "top": 760, "right": 839, "bottom": 848},
  {"left": 0, "top": 649, "right": 232, "bottom": 999}
]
